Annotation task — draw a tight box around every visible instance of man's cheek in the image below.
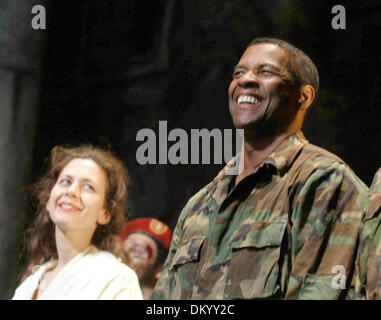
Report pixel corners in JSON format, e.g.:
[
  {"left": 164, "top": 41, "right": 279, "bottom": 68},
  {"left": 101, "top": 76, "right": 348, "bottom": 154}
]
[{"left": 147, "top": 245, "right": 154, "bottom": 260}]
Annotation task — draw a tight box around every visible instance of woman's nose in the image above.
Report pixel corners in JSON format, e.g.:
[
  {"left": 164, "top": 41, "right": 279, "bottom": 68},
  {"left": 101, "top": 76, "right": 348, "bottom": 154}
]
[{"left": 67, "top": 181, "right": 80, "bottom": 197}]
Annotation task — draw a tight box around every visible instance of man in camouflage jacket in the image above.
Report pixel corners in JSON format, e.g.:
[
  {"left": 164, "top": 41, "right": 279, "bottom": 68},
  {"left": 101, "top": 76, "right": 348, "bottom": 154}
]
[
  {"left": 153, "top": 38, "right": 369, "bottom": 299},
  {"left": 355, "top": 168, "right": 381, "bottom": 299}
]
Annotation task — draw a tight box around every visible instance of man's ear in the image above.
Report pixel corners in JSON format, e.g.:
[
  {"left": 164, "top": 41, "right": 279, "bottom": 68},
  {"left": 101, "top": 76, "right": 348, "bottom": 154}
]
[
  {"left": 98, "top": 210, "right": 111, "bottom": 225},
  {"left": 298, "top": 84, "right": 315, "bottom": 111}
]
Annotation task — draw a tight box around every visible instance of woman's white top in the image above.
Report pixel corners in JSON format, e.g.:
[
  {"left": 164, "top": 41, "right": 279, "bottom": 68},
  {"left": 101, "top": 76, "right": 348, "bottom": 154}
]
[{"left": 12, "top": 245, "right": 143, "bottom": 300}]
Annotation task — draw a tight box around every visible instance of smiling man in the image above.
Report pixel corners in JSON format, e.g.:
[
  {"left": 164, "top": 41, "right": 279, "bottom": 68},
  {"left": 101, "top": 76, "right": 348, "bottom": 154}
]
[
  {"left": 153, "top": 38, "right": 369, "bottom": 300},
  {"left": 120, "top": 218, "right": 172, "bottom": 299}
]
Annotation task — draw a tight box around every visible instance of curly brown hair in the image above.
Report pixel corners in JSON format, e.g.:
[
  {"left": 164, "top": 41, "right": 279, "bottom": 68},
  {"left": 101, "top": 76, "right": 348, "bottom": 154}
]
[{"left": 21, "top": 145, "right": 130, "bottom": 281}]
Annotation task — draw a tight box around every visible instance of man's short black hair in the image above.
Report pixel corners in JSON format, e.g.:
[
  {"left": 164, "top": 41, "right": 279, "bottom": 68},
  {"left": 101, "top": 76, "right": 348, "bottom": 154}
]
[{"left": 249, "top": 37, "right": 319, "bottom": 93}]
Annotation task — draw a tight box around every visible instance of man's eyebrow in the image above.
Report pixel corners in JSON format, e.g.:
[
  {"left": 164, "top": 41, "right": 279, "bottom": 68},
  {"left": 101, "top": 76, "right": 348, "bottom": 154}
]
[
  {"left": 233, "top": 63, "right": 246, "bottom": 70},
  {"left": 257, "top": 62, "right": 282, "bottom": 71},
  {"left": 130, "top": 242, "right": 147, "bottom": 250},
  {"left": 233, "top": 62, "right": 282, "bottom": 72}
]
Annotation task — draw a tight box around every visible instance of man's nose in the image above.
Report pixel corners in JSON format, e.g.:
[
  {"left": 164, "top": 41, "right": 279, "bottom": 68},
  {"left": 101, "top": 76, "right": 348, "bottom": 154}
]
[{"left": 238, "top": 70, "right": 259, "bottom": 87}]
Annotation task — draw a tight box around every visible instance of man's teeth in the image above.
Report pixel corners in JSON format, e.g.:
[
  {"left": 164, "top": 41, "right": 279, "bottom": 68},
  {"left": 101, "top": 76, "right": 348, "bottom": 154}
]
[{"left": 237, "top": 95, "right": 259, "bottom": 104}]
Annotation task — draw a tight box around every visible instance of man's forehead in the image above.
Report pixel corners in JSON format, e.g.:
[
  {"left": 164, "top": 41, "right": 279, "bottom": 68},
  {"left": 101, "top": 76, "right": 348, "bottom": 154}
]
[
  {"left": 237, "top": 42, "right": 290, "bottom": 68},
  {"left": 126, "top": 232, "right": 157, "bottom": 247}
]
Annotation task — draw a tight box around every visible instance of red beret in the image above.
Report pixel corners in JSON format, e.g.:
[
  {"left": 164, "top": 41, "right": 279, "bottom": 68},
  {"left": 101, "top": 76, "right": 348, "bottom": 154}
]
[{"left": 120, "top": 218, "right": 172, "bottom": 251}]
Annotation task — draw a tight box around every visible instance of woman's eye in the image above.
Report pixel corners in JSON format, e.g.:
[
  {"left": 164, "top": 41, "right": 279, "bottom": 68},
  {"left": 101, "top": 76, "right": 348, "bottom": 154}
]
[
  {"left": 83, "top": 183, "right": 94, "bottom": 191},
  {"left": 59, "top": 178, "right": 70, "bottom": 185}
]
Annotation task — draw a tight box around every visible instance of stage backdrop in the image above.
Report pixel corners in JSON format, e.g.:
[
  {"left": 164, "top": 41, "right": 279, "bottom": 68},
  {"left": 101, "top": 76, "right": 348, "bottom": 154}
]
[{"left": 1, "top": 0, "right": 380, "bottom": 299}]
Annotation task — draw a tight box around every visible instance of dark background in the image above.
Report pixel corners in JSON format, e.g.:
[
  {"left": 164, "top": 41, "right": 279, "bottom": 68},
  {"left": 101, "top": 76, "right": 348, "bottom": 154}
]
[{"left": 0, "top": 0, "right": 380, "bottom": 299}]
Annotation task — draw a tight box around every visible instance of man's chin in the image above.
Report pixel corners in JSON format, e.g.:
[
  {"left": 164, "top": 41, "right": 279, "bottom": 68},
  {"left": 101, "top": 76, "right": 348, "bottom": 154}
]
[
  {"left": 232, "top": 119, "right": 257, "bottom": 131},
  {"left": 232, "top": 119, "right": 275, "bottom": 140}
]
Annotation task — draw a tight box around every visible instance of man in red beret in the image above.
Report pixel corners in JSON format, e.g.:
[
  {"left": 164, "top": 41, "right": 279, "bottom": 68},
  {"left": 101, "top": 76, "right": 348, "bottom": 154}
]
[{"left": 120, "top": 217, "right": 172, "bottom": 299}]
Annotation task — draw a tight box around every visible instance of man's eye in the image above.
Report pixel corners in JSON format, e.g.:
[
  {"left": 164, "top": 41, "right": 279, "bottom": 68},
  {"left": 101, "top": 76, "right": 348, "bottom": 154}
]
[
  {"left": 260, "top": 69, "right": 275, "bottom": 75},
  {"left": 233, "top": 70, "right": 244, "bottom": 78}
]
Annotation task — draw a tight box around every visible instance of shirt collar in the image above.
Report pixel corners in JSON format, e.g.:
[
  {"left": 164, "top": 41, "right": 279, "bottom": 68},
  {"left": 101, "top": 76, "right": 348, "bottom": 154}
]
[
  {"left": 263, "top": 130, "right": 307, "bottom": 176},
  {"left": 207, "top": 131, "right": 308, "bottom": 205},
  {"left": 370, "top": 167, "right": 381, "bottom": 193}
]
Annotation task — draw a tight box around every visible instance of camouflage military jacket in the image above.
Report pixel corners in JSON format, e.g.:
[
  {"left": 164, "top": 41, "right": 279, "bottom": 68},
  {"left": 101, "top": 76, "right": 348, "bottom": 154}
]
[
  {"left": 355, "top": 168, "right": 381, "bottom": 299},
  {"left": 153, "top": 132, "right": 369, "bottom": 300}
]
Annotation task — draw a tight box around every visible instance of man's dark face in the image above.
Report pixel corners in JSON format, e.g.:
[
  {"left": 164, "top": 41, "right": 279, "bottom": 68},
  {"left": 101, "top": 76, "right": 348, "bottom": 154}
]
[
  {"left": 228, "top": 43, "right": 300, "bottom": 136},
  {"left": 123, "top": 233, "right": 158, "bottom": 284}
]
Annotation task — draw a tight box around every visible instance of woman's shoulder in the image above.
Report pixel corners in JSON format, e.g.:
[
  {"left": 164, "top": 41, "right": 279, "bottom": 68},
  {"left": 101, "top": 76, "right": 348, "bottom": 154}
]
[
  {"left": 12, "top": 260, "right": 57, "bottom": 300},
  {"left": 85, "top": 246, "right": 136, "bottom": 277}
]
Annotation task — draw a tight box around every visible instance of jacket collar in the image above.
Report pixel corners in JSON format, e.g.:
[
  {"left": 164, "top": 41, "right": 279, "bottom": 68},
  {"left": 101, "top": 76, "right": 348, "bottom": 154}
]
[{"left": 208, "top": 131, "right": 308, "bottom": 206}]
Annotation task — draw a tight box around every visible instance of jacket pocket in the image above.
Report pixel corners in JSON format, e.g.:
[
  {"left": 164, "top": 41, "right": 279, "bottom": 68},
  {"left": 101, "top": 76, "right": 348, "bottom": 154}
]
[
  {"left": 170, "top": 236, "right": 205, "bottom": 269},
  {"left": 299, "top": 274, "right": 341, "bottom": 299},
  {"left": 227, "top": 220, "right": 287, "bottom": 299},
  {"left": 169, "top": 236, "right": 205, "bottom": 299}
]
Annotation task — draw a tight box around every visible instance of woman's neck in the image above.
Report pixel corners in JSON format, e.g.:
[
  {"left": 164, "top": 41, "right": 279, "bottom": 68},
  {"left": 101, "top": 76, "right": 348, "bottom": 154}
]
[{"left": 54, "top": 226, "right": 93, "bottom": 269}]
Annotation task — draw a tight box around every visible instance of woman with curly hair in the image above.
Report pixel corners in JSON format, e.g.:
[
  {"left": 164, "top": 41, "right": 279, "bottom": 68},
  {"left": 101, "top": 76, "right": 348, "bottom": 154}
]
[{"left": 12, "top": 145, "right": 142, "bottom": 300}]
